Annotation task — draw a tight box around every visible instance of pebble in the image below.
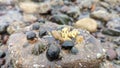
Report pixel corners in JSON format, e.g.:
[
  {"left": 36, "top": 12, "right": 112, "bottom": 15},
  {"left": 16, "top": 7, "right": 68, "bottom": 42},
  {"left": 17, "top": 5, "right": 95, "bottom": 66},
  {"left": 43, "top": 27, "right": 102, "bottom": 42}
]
[
  {"left": 0, "top": 58, "right": 5, "bottom": 66},
  {"left": 50, "top": 14, "right": 72, "bottom": 25},
  {"left": 0, "top": 50, "right": 6, "bottom": 58},
  {"left": 90, "top": 10, "right": 111, "bottom": 22},
  {"left": 38, "top": 2, "right": 51, "bottom": 14},
  {"left": 32, "top": 23, "right": 40, "bottom": 30},
  {"left": 116, "top": 47, "right": 120, "bottom": 60},
  {"left": 66, "top": 6, "right": 80, "bottom": 18},
  {"left": 70, "top": 47, "right": 78, "bottom": 55},
  {"left": 39, "top": 29, "right": 47, "bottom": 38},
  {"left": 106, "top": 48, "right": 117, "bottom": 61},
  {"left": 102, "top": 28, "right": 120, "bottom": 36},
  {"left": 23, "top": 14, "right": 37, "bottom": 22},
  {"left": 2, "top": 35, "right": 9, "bottom": 44},
  {"left": 19, "top": 2, "right": 39, "bottom": 13},
  {"left": 74, "top": 18, "right": 97, "bottom": 32},
  {"left": 0, "top": 23, "right": 9, "bottom": 34},
  {"left": 7, "top": 21, "right": 25, "bottom": 34}
]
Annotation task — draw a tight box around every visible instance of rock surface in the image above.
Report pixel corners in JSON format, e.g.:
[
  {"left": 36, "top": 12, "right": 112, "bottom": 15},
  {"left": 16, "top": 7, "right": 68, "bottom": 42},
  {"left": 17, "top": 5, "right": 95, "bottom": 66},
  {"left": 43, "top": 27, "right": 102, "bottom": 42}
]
[{"left": 7, "top": 23, "right": 104, "bottom": 68}]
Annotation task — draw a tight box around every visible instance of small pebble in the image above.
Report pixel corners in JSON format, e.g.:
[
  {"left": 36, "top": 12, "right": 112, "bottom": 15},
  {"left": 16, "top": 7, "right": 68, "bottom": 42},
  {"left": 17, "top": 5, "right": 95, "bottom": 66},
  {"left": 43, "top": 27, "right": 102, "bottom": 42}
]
[
  {"left": 0, "top": 58, "right": 5, "bottom": 66},
  {"left": 71, "top": 47, "right": 78, "bottom": 55},
  {"left": 32, "top": 23, "right": 40, "bottom": 30},
  {"left": 106, "top": 48, "right": 117, "bottom": 61},
  {"left": 0, "top": 50, "right": 6, "bottom": 58}
]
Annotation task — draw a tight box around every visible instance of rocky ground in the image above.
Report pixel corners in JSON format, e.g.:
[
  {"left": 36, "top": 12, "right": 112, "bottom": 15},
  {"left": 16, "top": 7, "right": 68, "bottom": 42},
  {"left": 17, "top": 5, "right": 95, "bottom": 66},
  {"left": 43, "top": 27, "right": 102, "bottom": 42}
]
[{"left": 0, "top": 0, "right": 120, "bottom": 68}]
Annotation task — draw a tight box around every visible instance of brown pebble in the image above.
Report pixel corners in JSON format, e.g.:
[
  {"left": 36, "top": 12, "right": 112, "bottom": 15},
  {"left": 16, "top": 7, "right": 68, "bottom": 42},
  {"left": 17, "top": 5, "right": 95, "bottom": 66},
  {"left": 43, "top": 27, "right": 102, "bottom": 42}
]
[
  {"left": 0, "top": 58, "right": 6, "bottom": 66},
  {"left": 106, "top": 48, "right": 117, "bottom": 61},
  {"left": 2, "top": 35, "right": 9, "bottom": 44}
]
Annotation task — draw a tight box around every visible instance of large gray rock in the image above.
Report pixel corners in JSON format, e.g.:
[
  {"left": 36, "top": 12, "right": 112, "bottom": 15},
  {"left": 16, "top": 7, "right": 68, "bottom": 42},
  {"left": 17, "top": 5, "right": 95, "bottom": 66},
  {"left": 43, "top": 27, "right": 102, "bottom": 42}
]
[{"left": 7, "top": 23, "right": 104, "bottom": 68}]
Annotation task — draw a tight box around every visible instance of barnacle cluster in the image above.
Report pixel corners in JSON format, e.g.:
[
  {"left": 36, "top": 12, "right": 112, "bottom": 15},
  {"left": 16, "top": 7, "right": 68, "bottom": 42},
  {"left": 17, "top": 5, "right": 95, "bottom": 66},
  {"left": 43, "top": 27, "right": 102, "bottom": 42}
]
[{"left": 51, "top": 27, "right": 84, "bottom": 43}]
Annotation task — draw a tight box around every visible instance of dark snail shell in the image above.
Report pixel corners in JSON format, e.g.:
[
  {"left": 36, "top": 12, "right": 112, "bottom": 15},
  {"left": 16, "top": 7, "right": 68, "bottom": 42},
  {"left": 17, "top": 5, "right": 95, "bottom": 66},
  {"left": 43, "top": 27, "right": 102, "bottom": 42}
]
[
  {"left": 32, "top": 23, "right": 40, "bottom": 30},
  {"left": 46, "top": 44, "right": 60, "bottom": 61},
  {"left": 61, "top": 40, "right": 74, "bottom": 49},
  {"left": 26, "top": 31, "right": 37, "bottom": 40}
]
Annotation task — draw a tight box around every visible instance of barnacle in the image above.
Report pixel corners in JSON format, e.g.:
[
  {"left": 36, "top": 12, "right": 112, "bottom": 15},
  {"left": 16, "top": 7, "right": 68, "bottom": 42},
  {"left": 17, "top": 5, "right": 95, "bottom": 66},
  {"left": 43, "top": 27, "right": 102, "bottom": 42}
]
[
  {"left": 68, "top": 29, "right": 79, "bottom": 38},
  {"left": 51, "top": 27, "right": 83, "bottom": 43},
  {"left": 61, "top": 27, "right": 70, "bottom": 33},
  {"left": 76, "top": 36, "right": 84, "bottom": 44}
]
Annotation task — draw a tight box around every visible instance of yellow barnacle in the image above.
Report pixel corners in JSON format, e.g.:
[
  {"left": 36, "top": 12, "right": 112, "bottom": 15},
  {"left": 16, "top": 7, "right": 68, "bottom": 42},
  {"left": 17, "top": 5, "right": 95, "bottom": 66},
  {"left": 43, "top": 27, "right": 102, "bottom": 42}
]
[
  {"left": 61, "top": 32, "right": 67, "bottom": 38},
  {"left": 76, "top": 36, "right": 84, "bottom": 44},
  {"left": 62, "top": 27, "right": 70, "bottom": 33},
  {"left": 63, "top": 36, "right": 71, "bottom": 41}
]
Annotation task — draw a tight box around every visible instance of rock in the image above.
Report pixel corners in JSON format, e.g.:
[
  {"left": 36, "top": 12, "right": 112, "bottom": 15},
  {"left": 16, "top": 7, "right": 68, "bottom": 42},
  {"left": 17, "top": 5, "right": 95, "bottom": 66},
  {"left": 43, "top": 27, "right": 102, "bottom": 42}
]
[
  {"left": 103, "top": 0, "right": 120, "bottom": 6},
  {"left": 0, "top": 0, "right": 13, "bottom": 4},
  {"left": 39, "top": 29, "right": 47, "bottom": 38},
  {"left": 32, "top": 42, "right": 47, "bottom": 55},
  {"left": 74, "top": 18, "right": 97, "bottom": 32},
  {"left": 90, "top": 10, "right": 111, "bottom": 22},
  {"left": 19, "top": 2, "right": 39, "bottom": 13},
  {"left": 32, "top": 23, "right": 40, "bottom": 30},
  {"left": 116, "top": 47, "right": 120, "bottom": 60},
  {"left": 102, "top": 28, "right": 120, "bottom": 36},
  {"left": 0, "top": 59, "right": 5, "bottom": 66},
  {"left": 70, "top": 47, "right": 79, "bottom": 55},
  {"left": 7, "top": 24, "right": 104, "bottom": 68},
  {"left": 0, "top": 50, "right": 6, "bottom": 58},
  {"left": 50, "top": 0, "right": 64, "bottom": 6},
  {"left": 0, "top": 23, "right": 9, "bottom": 34},
  {"left": 113, "top": 37, "right": 120, "bottom": 45},
  {"left": 38, "top": 2, "right": 51, "bottom": 14},
  {"left": 50, "top": 14, "right": 72, "bottom": 25},
  {"left": 79, "top": 0, "right": 92, "bottom": 9},
  {"left": 106, "top": 48, "right": 117, "bottom": 61},
  {"left": 100, "top": 60, "right": 115, "bottom": 68},
  {"left": 2, "top": 35, "right": 9, "bottom": 44},
  {"left": 66, "top": 6, "right": 80, "bottom": 18},
  {"left": 7, "top": 21, "right": 25, "bottom": 34},
  {"left": 106, "top": 18, "right": 120, "bottom": 29},
  {"left": 0, "top": 10, "right": 23, "bottom": 24},
  {"left": 100, "top": 2, "right": 110, "bottom": 9},
  {"left": 23, "top": 14, "right": 37, "bottom": 22}
]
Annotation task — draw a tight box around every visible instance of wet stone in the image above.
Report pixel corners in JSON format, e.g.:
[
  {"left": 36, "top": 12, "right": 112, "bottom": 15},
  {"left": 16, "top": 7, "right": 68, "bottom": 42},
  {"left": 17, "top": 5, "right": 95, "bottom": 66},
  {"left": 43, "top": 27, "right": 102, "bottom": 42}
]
[
  {"left": 102, "top": 28, "right": 120, "bottom": 36},
  {"left": 50, "top": 14, "right": 72, "bottom": 25}
]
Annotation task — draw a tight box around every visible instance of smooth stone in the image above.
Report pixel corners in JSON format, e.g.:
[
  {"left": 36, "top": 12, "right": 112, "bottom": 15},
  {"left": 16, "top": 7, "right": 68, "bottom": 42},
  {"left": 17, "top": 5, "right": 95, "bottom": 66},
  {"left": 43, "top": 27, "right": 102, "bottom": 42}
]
[
  {"left": 90, "top": 10, "right": 111, "bottom": 22},
  {"left": 74, "top": 18, "right": 97, "bottom": 32},
  {"left": 19, "top": 2, "right": 39, "bottom": 13}
]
